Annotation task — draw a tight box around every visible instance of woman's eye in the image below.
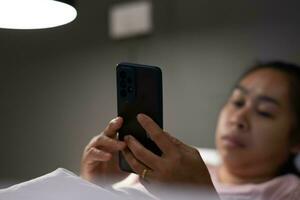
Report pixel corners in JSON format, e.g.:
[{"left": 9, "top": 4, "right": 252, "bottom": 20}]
[
  {"left": 232, "top": 100, "right": 244, "bottom": 107},
  {"left": 257, "top": 111, "right": 273, "bottom": 118}
]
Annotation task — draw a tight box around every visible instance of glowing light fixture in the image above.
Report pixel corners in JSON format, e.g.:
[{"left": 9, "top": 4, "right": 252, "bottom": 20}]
[{"left": 0, "top": 0, "right": 77, "bottom": 29}]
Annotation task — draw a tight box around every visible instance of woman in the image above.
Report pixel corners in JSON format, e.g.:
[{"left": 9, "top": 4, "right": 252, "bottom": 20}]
[{"left": 80, "top": 61, "right": 300, "bottom": 199}]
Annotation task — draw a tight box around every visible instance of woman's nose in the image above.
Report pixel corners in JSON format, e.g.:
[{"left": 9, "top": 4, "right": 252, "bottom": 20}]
[{"left": 229, "top": 107, "right": 249, "bottom": 131}]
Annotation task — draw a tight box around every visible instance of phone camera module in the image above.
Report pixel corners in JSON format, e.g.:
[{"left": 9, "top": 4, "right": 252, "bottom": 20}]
[
  {"left": 128, "top": 87, "right": 133, "bottom": 93},
  {"left": 120, "top": 80, "right": 127, "bottom": 88}
]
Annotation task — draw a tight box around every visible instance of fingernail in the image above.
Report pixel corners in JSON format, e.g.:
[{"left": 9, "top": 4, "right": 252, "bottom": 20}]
[
  {"left": 124, "top": 135, "right": 129, "bottom": 141},
  {"left": 137, "top": 113, "right": 146, "bottom": 121},
  {"left": 125, "top": 135, "right": 135, "bottom": 142},
  {"left": 111, "top": 118, "right": 118, "bottom": 124},
  {"left": 128, "top": 135, "right": 133, "bottom": 140}
]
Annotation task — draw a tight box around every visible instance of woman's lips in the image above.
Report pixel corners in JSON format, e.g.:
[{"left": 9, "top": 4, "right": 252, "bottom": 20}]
[{"left": 221, "top": 135, "right": 246, "bottom": 148}]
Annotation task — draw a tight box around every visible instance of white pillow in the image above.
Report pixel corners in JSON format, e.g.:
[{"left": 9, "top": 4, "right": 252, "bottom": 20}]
[{"left": 197, "top": 148, "right": 221, "bottom": 166}]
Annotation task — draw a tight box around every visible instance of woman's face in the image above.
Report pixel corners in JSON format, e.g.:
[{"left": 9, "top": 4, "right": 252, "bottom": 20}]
[{"left": 215, "top": 68, "right": 295, "bottom": 177}]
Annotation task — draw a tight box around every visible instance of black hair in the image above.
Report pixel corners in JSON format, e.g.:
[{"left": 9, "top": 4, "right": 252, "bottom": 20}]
[{"left": 238, "top": 61, "right": 300, "bottom": 176}]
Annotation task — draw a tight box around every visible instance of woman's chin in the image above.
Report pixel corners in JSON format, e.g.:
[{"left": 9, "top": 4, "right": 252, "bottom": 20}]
[{"left": 219, "top": 145, "right": 248, "bottom": 163}]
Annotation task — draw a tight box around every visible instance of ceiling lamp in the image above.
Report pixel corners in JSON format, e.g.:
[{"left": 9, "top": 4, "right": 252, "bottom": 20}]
[{"left": 0, "top": 0, "right": 77, "bottom": 29}]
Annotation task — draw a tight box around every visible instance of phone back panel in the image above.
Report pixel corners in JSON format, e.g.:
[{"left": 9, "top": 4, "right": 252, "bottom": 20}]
[{"left": 116, "top": 63, "right": 163, "bottom": 172}]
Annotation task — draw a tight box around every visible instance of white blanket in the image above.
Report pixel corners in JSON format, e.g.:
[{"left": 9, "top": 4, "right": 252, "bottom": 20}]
[
  {"left": 0, "top": 168, "right": 219, "bottom": 200},
  {"left": 0, "top": 168, "right": 129, "bottom": 200}
]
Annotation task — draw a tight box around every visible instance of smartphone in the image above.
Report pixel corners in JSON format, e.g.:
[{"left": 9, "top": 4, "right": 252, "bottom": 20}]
[{"left": 116, "top": 62, "right": 163, "bottom": 173}]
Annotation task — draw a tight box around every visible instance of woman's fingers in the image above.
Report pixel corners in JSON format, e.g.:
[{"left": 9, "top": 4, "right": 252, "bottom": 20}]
[
  {"left": 122, "top": 149, "right": 146, "bottom": 174},
  {"left": 164, "top": 132, "right": 183, "bottom": 146},
  {"left": 124, "top": 135, "right": 161, "bottom": 170},
  {"left": 86, "top": 117, "right": 126, "bottom": 151},
  {"left": 85, "top": 147, "right": 112, "bottom": 164},
  {"left": 137, "top": 114, "right": 175, "bottom": 154},
  {"left": 122, "top": 149, "right": 156, "bottom": 179},
  {"left": 89, "top": 135, "right": 126, "bottom": 152},
  {"left": 80, "top": 117, "right": 132, "bottom": 184},
  {"left": 82, "top": 117, "right": 126, "bottom": 169},
  {"left": 103, "top": 117, "right": 123, "bottom": 137}
]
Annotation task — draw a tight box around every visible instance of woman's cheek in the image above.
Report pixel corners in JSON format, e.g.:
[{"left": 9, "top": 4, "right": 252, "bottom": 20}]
[{"left": 250, "top": 122, "right": 289, "bottom": 157}]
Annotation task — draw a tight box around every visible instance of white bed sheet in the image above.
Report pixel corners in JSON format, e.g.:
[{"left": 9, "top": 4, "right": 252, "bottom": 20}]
[{"left": 0, "top": 168, "right": 124, "bottom": 200}]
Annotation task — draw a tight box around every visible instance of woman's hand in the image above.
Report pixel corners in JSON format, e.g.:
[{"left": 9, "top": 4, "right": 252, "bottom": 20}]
[
  {"left": 122, "top": 114, "right": 214, "bottom": 188},
  {"left": 80, "top": 117, "right": 129, "bottom": 185}
]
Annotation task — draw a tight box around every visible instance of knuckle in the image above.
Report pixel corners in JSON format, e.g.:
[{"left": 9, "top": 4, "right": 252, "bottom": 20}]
[
  {"left": 172, "top": 152, "right": 183, "bottom": 162},
  {"left": 91, "top": 147, "right": 102, "bottom": 156},
  {"left": 85, "top": 148, "right": 94, "bottom": 158},
  {"left": 95, "top": 135, "right": 106, "bottom": 144},
  {"left": 192, "top": 148, "right": 199, "bottom": 155},
  {"left": 164, "top": 132, "right": 180, "bottom": 144},
  {"left": 90, "top": 135, "right": 100, "bottom": 144},
  {"left": 134, "top": 146, "right": 144, "bottom": 157},
  {"left": 151, "top": 132, "right": 162, "bottom": 141}
]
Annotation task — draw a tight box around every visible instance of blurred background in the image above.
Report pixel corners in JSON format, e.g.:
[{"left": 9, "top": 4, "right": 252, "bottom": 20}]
[{"left": 1, "top": 0, "right": 300, "bottom": 186}]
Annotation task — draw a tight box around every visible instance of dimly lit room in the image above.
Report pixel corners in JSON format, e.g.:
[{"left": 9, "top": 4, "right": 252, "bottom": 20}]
[{"left": 1, "top": 0, "right": 300, "bottom": 199}]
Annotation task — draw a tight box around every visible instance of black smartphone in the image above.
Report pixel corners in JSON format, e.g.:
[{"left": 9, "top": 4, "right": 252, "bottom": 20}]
[{"left": 116, "top": 62, "right": 163, "bottom": 173}]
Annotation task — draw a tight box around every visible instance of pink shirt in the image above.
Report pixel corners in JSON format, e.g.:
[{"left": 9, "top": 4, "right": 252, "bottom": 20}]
[{"left": 208, "top": 165, "right": 300, "bottom": 200}]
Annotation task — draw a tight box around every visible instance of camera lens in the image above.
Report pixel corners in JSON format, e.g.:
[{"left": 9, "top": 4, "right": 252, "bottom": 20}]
[
  {"left": 120, "top": 80, "right": 126, "bottom": 88},
  {"left": 120, "top": 89, "right": 127, "bottom": 97},
  {"left": 120, "top": 71, "right": 126, "bottom": 78},
  {"left": 128, "top": 87, "right": 133, "bottom": 93}
]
